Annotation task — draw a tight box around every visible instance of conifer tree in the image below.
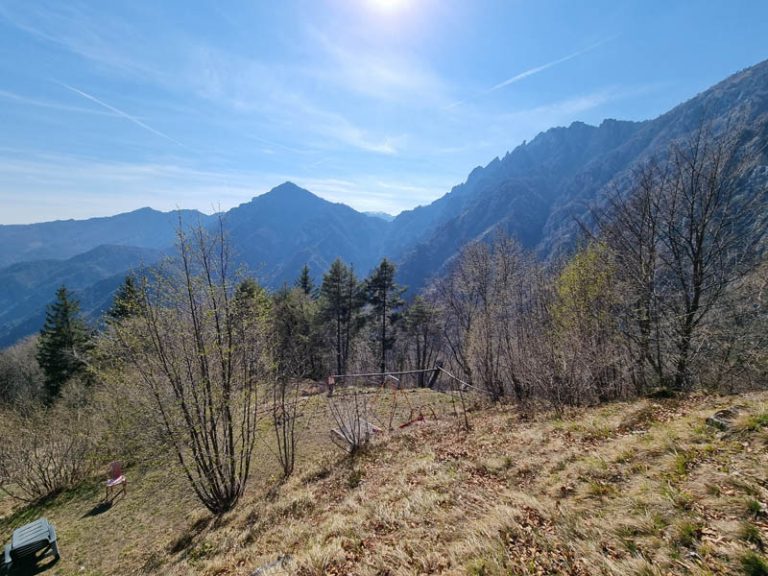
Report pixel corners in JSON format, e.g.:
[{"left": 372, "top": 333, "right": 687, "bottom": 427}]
[
  {"left": 272, "top": 286, "right": 322, "bottom": 378},
  {"left": 36, "top": 286, "right": 92, "bottom": 401},
  {"left": 364, "top": 258, "right": 405, "bottom": 377},
  {"left": 296, "top": 264, "right": 315, "bottom": 297},
  {"left": 106, "top": 274, "right": 144, "bottom": 323},
  {"left": 319, "top": 259, "right": 361, "bottom": 376},
  {"left": 234, "top": 277, "right": 269, "bottom": 315}
]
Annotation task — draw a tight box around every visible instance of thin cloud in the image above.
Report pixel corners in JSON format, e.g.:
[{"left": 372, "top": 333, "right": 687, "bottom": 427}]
[
  {"left": 55, "top": 81, "right": 191, "bottom": 150},
  {"left": 188, "top": 47, "right": 399, "bottom": 155},
  {"left": 0, "top": 3, "right": 162, "bottom": 79},
  {"left": 447, "top": 36, "right": 617, "bottom": 109},
  {"left": 489, "top": 37, "right": 614, "bottom": 92},
  {"left": 0, "top": 89, "right": 121, "bottom": 117},
  {"left": 307, "top": 28, "right": 450, "bottom": 107},
  {"left": 0, "top": 153, "right": 263, "bottom": 223}
]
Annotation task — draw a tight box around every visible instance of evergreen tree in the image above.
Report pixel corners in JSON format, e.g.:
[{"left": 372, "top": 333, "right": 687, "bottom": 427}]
[
  {"left": 106, "top": 274, "right": 144, "bottom": 323},
  {"left": 295, "top": 264, "right": 315, "bottom": 297},
  {"left": 234, "top": 277, "right": 260, "bottom": 308},
  {"left": 272, "top": 286, "right": 322, "bottom": 379},
  {"left": 233, "top": 277, "right": 272, "bottom": 330},
  {"left": 36, "top": 286, "right": 92, "bottom": 401},
  {"left": 319, "top": 259, "right": 362, "bottom": 376},
  {"left": 364, "top": 258, "right": 405, "bottom": 377}
]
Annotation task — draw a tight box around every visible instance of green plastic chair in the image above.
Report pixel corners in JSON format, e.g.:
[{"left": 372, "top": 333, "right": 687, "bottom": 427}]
[{"left": 2, "top": 517, "right": 59, "bottom": 572}]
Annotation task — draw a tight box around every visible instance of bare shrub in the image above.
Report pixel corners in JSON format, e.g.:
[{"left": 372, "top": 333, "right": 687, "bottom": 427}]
[
  {"left": 0, "top": 382, "right": 95, "bottom": 502},
  {"left": 0, "top": 335, "right": 45, "bottom": 406},
  {"left": 87, "top": 362, "right": 173, "bottom": 468},
  {"left": 271, "top": 379, "right": 300, "bottom": 478},
  {"left": 328, "top": 388, "right": 375, "bottom": 455},
  {"left": 270, "top": 287, "right": 315, "bottom": 479},
  {"left": 107, "top": 222, "right": 269, "bottom": 515}
]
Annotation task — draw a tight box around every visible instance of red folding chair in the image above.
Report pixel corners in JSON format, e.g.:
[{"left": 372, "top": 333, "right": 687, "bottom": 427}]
[{"left": 105, "top": 461, "right": 127, "bottom": 501}]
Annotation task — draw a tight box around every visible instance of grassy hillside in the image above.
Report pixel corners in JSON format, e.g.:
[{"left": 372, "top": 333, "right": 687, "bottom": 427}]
[{"left": 1, "top": 390, "right": 767, "bottom": 576}]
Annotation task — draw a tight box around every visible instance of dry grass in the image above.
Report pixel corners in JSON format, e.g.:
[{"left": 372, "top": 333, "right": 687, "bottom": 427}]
[{"left": 2, "top": 390, "right": 768, "bottom": 575}]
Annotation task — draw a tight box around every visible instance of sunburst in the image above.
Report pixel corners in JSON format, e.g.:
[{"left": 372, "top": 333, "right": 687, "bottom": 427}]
[{"left": 367, "top": 0, "right": 409, "bottom": 13}]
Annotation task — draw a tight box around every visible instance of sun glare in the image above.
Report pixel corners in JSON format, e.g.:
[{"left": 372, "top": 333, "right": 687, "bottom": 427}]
[{"left": 368, "top": 0, "right": 408, "bottom": 12}]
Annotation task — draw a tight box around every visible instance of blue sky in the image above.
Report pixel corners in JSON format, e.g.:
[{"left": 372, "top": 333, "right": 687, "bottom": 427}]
[{"left": 1, "top": 0, "right": 767, "bottom": 224}]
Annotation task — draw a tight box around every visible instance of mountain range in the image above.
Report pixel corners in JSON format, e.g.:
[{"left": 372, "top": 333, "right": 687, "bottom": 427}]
[{"left": 1, "top": 59, "right": 768, "bottom": 347}]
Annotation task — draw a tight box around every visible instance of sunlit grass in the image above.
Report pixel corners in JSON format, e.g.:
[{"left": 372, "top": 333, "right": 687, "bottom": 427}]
[{"left": 2, "top": 389, "right": 767, "bottom": 575}]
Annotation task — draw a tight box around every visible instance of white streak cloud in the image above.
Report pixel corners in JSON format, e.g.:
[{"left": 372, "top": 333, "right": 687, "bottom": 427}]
[
  {"left": 447, "top": 36, "right": 617, "bottom": 109},
  {"left": 56, "top": 82, "right": 191, "bottom": 150}
]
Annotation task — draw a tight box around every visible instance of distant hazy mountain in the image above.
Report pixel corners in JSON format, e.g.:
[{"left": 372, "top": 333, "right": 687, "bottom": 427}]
[
  {"left": 2, "top": 59, "right": 767, "bottom": 347},
  {"left": 0, "top": 244, "right": 163, "bottom": 347},
  {"left": 224, "top": 182, "right": 388, "bottom": 286},
  {"left": 0, "top": 183, "right": 389, "bottom": 345},
  {"left": 364, "top": 211, "right": 396, "bottom": 222},
  {"left": 0, "top": 207, "right": 212, "bottom": 269}
]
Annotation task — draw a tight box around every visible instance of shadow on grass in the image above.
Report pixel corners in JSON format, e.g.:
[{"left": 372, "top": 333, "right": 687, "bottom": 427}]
[
  {"left": 3, "top": 552, "right": 59, "bottom": 575},
  {"left": 81, "top": 500, "right": 112, "bottom": 518},
  {"left": 80, "top": 490, "right": 126, "bottom": 519},
  {"left": 1, "top": 480, "right": 104, "bottom": 532},
  {"left": 167, "top": 515, "right": 212, "bottom": 555},
  {"left": 0, "top": 495, "right": 56, "bottom": 534}
]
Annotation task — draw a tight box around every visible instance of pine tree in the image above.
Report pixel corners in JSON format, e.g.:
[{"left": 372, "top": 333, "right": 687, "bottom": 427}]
[
  {"left": 106, "top": 275, "right": 144, "bottom": 323},
  {"left": 295, "top": 264, "right": 315, "bottom": 297},
  {"left": 36, "top": 286, "right": 92, "bottom": 401},
  {"left": 233, "top": 277, "right": 272, "bottom": 329},
  {"left": 319, "top": 259, "right": 361, "bottom": 376},
  {"left": 272, "top": 286, "right": 322, "bottom": 379},
  {"left": 364, "top": 258, "right": 405, "bottom": 377}
]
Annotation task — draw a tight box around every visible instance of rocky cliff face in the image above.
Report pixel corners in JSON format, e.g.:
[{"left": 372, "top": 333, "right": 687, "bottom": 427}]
[{"left": 390, "top": 60, "right": 768, "bottom": 289}]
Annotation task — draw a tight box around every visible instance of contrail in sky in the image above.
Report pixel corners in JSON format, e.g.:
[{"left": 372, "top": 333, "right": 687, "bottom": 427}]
[
  {"left": 446, "top": 36, "right": 618, "bottom": 109},
  {"left": 488, "top": 37, "right": 615, "bottom": 93},
  {"left": 56, "top": 81, "right": 191, "bottom": 150}
]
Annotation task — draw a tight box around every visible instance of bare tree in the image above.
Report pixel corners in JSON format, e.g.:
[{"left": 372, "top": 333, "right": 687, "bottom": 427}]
[
  {"left": 110, "top": 221, "right": 267, "bottom": 515},
  {"left": 660, "top": 130, "right": 765, "bottom": 389},
  {"left": 490, "top": 234, "right": 539, "bottom": 403},
  {"left": 270, "top": 287, "right": 312, "bottom": 479},
  {"left": 434, "top": 231, "right": 641, "bottom": 411},
  {"left": 437, "top": 234, "right": 548, "bottom": 402},
  {"left": 437, "top": 241, "right": 504, "bottom": 398},
  {"left": 698, "top": 254, "right": 768, "bottom": 390},
  {"left": 401, "top": 296, "right": 443, "bottom": 388},
  {"left": 598, "top": 160, "right": 668, "bottom": 390},
  {"left": 598, "top": 128, "right": 767, "bottom": 391}
]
